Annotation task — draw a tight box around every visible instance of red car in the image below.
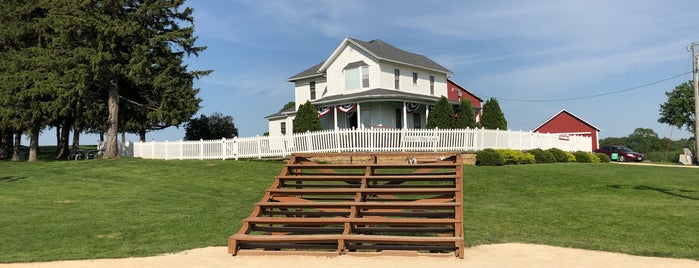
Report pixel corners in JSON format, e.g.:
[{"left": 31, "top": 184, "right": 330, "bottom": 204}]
[{"left": 594, "top": 146, "right": 644, "bottom": 162}]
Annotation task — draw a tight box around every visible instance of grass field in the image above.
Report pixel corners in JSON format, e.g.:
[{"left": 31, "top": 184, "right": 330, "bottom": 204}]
[{"left": 1, "top": 158, "right": 698, "bottom": 262}]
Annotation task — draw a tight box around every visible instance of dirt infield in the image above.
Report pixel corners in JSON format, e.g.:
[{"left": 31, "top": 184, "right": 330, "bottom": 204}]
[{"left": 2, "top": 243, "right": 698, "bottom": 268}]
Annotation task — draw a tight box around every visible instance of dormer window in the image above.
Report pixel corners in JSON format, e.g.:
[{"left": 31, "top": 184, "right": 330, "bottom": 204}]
[{"left": 344, "top": 61, "right": 369, "bottom": 91}]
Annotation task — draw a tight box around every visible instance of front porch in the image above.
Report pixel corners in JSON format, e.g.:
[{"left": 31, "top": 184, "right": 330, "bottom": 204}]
[
  {"left": 318, "top": 101, "right": 432, "bottom": 130},
  {"left": 312, "top": 88, "right": 460, "bottom": 131}
]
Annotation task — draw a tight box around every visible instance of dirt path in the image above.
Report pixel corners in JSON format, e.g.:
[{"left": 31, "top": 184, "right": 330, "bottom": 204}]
[{"left": 2, "top": 243, "right": 698, "bottom": 268}]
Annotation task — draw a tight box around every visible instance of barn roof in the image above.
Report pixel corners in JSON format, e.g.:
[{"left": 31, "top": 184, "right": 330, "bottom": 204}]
[{"left": 533, "top": 109, "right": 601, "bottom": 132}]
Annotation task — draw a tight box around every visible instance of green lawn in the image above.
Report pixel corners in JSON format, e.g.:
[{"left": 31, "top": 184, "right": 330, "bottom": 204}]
[{"left": 1, "top": 159, "right": 697, "bottom": 262}]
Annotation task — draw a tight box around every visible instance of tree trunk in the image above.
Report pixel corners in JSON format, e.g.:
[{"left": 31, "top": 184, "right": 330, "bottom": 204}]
[
  {"left": 11, "top": 130, "right": 21, "bottom": 161},
  {"left": 72, "top": 122, "right": 81, "bottom": 155},
  {"left": 71, "top": 98, "right": 83, "bottom": 154},
  {"left": 57, "top": 120, "right": 71, "bottom": 159},
  {"left": 0, "top": 130, "right": 10, "bottom": 159},
  {"left": 104, "top": 80, "right": 120, "bottom": 159},
  {"left": 139, "top": 129, "right": 146, "bottom": 142},
  {"left": 56, "top": 125, "right": 61, "bottom": 153},
  {"left": 28, "top": 127, "right": 39, "bottom": 162}
]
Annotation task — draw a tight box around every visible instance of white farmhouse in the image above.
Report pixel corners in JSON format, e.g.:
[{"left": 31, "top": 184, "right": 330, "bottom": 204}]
[{"left": 266, "top": 37, "right": 461, "bottom": 137}]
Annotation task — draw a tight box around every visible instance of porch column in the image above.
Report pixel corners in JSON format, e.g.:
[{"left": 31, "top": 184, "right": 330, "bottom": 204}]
[
  {"left": 356, "top": 103, "right": 362, "bottom": 129},
  {"left": 425, "top": 105, "right": 430, "bottom": 124},
  {"left": 402, "top": 102, "right": 408, "bottom": 130},
  {"left": 333, "top": 105, "right": 338, "bottom": 130}
]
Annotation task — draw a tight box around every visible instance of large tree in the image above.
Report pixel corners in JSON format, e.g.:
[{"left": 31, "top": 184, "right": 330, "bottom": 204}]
[
  {"left": 426, "top": 96, "right": 455, "bottom": 129},
  {"left": 626, "top": 128, "right": 663, "bottom": 154},
  {"left": 659, "top": 81, "right": 695, "bottom": 137},
  {"left": 89, "top": 1, "right": 209, "bottom": 158},
  {"left": 0, "top": 0, "right": 208, "bottom": 161},
  {"left": 480, "top": 98, "right": 507, "bottom": 130},
  {"left": 184, "top": 112, "right": 238, "bottom": 140}
]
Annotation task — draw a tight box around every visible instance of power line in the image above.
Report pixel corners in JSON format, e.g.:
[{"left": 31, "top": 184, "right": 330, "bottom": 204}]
[{"left": 477, "top": 71, "right": 690, "bottom": 102}]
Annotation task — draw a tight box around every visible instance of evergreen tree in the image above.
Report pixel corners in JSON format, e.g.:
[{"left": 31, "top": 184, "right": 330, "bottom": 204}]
[
  {"left": 426, "top": 96, "right": 455, "bottom": 129},
  {"left": 455, "top": 98, "right": 477, "bottom": 128},
  {"left": 481, "top": 98, "right": 507, "bottom": 130},
  {"left": 293, "top": 101, "right": 322, "bottom": 133},
  {"left": 0, "top": 0, "right": 209, "bottom": 160}
]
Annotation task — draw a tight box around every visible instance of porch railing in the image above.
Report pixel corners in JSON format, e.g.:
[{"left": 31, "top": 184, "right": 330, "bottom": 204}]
[{"left": 132, "top": 128, "right": 592, "bottom": 160}]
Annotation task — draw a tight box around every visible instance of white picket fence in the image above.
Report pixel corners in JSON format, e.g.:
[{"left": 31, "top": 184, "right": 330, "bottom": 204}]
[{"left": 132, "top": 128, "right": 592, "bottom": 160}]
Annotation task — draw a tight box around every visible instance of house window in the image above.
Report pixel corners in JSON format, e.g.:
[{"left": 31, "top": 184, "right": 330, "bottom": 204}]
[
  {"left": 413, "top": 113, "right": 421, "bottom": 129},
  {"left": 344, "top": 68, "right": 360, "bottom": 90},
  {"left": 395, "top": 108, "right": 402, "bottom": 129},
  {"left": 412, "top": 72, "right": 418, "bottom": 85},
  {"left": 361, "top": 66, "right": 369, "bottom": 88},
  {"left": 310, "top": 81, "right": 316, "bottom": 100},
  {"left": 394, "top": 69, "right": 400, "bottom": 89},
  {"left": 280, "top": 122, "right": 286, "bottom": 135},
  {"left": 429, "top": 75, "right": 435, "bottom": 95}
]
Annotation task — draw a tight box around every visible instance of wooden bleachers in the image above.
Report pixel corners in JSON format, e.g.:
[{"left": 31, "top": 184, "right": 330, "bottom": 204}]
[{"left": 228, "top": 152, "right": 464, "bottom": 258}]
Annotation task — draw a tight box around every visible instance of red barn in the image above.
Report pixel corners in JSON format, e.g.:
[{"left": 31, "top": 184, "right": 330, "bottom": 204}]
[
  {"left": 447, "top": 79, "right": 483, "bottom": 122},
  {"left": 533, "top": 109, "right": 600, "bottom": 151}
]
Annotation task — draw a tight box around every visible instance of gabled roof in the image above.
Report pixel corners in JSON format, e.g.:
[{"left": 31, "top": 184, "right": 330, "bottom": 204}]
[
  {"left": 264, "top": 106, "right": 296, "bottom": 119},
  {"left": 533, "top": 109, "right": 601, "bottom": 132},
  {"left": 447, "top": 79, "right": 483, "bottom": 103},
  {"left": 321, "top": 37, "right": 451, "bottom": 74},
  {"left": 288, "top": 38, "right": 452, "bottom": 82},
  {"left": 287, "top": 61, "right": 325, "bottom": 81}
]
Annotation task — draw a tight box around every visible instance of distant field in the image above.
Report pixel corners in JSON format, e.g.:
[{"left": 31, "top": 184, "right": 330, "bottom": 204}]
[{"left": 0, "top": 159, "right": 697, "bottom": 262}]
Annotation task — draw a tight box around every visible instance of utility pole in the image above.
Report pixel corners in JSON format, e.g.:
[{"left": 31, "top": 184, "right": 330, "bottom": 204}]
[{"left": 693, "top": 42, "right": 699, "bottom": 163}]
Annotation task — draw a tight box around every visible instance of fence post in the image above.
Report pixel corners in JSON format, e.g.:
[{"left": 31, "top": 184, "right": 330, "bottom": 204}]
[
  {"left": 222, "top": 138, "right": 227, "bottom": 160},
  {"left": 433, "top": 127, "right": 438, "bottom": 152},
  {"left": 179, "top": 140, "right": 183, "bottom": 160},
  {"left": 164, "top": 140, "right": 168, "bottom": 160},
  {"left": 256, "top": 135, "right": 262, "bottom": 159},
  {"left": 305, "top": 131, "right": 313, "bottom": 152},
  {"left": 199, "top": 139, "right": 204, "bottom": 160},
  {"left": 335, "top": 129, "right": 341, "bottom": 153},
  {"left": 281, "top": 134, "right": 288, "bottom": 157},
  {"left": 233, "top": 137, "right": 239, "bottom": 160},
  {"left": 151, "top": 140, "right": 155, "bottom": 159}
]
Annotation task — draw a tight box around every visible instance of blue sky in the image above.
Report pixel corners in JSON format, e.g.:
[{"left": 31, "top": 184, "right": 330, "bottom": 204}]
[{"left": 40, "top": 0, "right": 699, "bottom": 144}]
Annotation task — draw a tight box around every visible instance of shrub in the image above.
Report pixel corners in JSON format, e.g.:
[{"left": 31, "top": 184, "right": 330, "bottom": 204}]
[
  {"left": 476, "top": 148, "right": 504, "bottom": 166},
  {"left": 589, "top": 153, "right": 601, "bottom": 163},
  {"left": 498, "top": 149, "right": 535, "bottom": 165},
  {"left": 573, "top": 151, "right": 592, "bottom": 163},
  {"left": 528, "top": 148, "right": 556, "bottom": 164},
  {"left": 547, "top": 148, "right": 568, "bottom": 163},
  {"left": 565, "top": 151, "right": 576, "bottom": 162},
  {"left": 595, "top": 153, "right": 611, "bottom": 163},
  {"left": 645, "top": 149, "right": 684, "bottom": 163}
]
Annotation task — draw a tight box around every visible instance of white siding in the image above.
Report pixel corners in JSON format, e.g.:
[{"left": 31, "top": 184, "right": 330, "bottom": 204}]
[
  {"left": 325, "top": 43, "right": 379, "bottom": 96},
  {"left": 268, "top": 115, "right": 295, "bottom": 137},
  {"left": 294, "top": 78, "right": 327, "bottom": 109},
  {"left": 378, "top": 62, "right": 447, "bottom": 97}
]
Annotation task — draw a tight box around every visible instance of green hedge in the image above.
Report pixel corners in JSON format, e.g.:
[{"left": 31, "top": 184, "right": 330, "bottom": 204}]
[
  {"left": 595, "top": 153, "right": 611, "bottom": 163},
  {"left": 528, "top": 148, "right": 556, "bottom": 163},
  {"left": 498, "top": 149, "right": 535, "bottom": 165},
  {"left": 547, "top": 148, "right": 568, "bottom": 163},
  {"left": 573, "top": 151, "right": 592, "bottom": 163},
  {"left": 476, "top": 148, "right": 504, "bottom": 166}
]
